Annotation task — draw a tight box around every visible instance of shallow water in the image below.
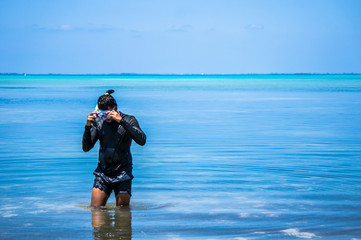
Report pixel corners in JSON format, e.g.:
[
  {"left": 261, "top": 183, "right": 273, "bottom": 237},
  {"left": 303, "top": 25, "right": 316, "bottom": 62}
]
[{"left": 0, "top": 74, "right": 361, "bottom": 239}]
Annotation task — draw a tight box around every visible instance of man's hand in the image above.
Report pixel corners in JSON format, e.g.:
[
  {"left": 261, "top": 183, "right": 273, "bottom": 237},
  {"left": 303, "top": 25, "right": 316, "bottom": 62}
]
[
  {"left": 86, "top": 111, "right": 98, "bottom": 126},
  {"left": 108, "top": 110, "right": 122, "bottom": 123}
]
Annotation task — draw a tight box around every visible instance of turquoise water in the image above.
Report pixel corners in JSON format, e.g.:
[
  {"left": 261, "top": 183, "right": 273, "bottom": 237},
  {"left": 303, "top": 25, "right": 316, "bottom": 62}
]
[{"left": 1, "top": 74, "right": 361, "bottom": 239}]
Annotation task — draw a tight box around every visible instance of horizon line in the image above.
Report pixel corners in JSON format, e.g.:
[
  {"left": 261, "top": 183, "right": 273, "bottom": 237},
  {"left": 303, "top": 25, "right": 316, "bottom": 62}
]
[{"left": 1, "top": 72, "right": 361, "bottom": 76}]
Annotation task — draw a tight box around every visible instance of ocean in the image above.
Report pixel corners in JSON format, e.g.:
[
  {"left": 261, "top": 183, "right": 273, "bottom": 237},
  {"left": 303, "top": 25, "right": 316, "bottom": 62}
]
[{"left": 0, "top": 74, "right": 361, "bottom": 239}]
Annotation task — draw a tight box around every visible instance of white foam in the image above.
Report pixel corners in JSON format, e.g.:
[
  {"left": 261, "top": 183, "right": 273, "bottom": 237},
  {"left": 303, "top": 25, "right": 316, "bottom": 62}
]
[
  {"left": 239, "top": 213, "right": 250, "bottom": 218},
  {"left": 281, "top": 228, "right": 317, "bottom": 239},
  {"left": 34, "top": 202, "right": 76, "bottom": 212},
  {"left": 165, "top": 234, "right": 185, "bottom": 240},
  {"left": 27, "top": 210, "right": 49, "bottom": 214},
  {"left": 23, "top": 197, "right": 43, "bottom": 200},
  {"left": 234, "top": 237, "right": 249, "bottom": 240},
  {"left": 0, "top": 205, "right": 21, "bottom": 210},
  {"left": 267, "top": 213, "right": 279, "bottom": 218},
  {"left": 1, "top": 212, "right": 18, "bottom": 218}
]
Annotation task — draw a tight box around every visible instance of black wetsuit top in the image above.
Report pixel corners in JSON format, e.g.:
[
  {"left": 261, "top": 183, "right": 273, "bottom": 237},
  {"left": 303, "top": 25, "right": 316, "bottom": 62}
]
[{"left": 82, "top": 112, "right": 146, "bottom": 182}]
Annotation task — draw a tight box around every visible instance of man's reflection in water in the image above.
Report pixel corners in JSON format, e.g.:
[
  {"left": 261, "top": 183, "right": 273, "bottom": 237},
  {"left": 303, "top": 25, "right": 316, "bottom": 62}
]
[{"left": 92, "top": 206, "right": 132, "bottom": 240}]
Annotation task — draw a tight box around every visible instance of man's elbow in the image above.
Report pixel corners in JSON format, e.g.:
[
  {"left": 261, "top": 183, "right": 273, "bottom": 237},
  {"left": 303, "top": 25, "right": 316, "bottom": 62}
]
[
  {"left": 82, "top": 144, "right": 91, "bottom": 152},
  {"left": 137, "top": 136, "right": 146, "bottom": 146}
]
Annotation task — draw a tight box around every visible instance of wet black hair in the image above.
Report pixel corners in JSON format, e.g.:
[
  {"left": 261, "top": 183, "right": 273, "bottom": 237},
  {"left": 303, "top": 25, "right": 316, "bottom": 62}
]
[{"left": 97, "top": 90, "right": 117, "bottom": 110}]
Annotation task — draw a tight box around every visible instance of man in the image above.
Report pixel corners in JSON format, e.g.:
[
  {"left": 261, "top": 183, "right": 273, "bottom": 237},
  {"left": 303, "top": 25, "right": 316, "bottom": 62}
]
[{"left": 82, "top": 90, "right": 146, "bottom": 206}]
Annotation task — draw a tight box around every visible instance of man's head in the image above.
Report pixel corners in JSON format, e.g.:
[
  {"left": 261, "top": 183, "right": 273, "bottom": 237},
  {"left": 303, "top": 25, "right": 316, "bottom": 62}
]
[{"left": 97, "top": 89, "right": 117, "bottom": 111}]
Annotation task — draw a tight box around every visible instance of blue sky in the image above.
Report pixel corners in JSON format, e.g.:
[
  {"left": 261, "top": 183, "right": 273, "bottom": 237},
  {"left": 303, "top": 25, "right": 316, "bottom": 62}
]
[{"left": 0, "top": 0, "right": 360, "bottom": 74}]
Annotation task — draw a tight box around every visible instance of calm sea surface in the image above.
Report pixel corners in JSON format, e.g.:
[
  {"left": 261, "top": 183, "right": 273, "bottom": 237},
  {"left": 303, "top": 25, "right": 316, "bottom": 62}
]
[{"left": 0, "top": 74, "right": 361, "bottom": 239}]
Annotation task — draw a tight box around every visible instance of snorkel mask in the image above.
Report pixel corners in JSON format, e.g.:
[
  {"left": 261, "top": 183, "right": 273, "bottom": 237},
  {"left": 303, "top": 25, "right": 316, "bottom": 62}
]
[{"left": 96, "top": 110, "right": 111, "bottom": 120}]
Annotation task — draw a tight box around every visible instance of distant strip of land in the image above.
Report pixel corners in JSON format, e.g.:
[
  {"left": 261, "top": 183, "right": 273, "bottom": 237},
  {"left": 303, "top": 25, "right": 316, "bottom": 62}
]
[{"left": 1, "top": 73, "right": 360, "bottom": 76}]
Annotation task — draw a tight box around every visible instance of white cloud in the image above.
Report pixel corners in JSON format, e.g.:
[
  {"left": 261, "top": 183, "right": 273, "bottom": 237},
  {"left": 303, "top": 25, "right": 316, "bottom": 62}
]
[
  {"left": 167, "top": 24, "right": 193, "bottom": 32},
  {"left": 32, "top": 24, "right": 115, "bottom": 32},
  {"left": 32, "top": 24, "right": 76, "bottom": 31},
  {"left": 59, "top": 24, "right": 75, "bottom": 31},
  {"left": 245, "top": 24, "right": 264, "bottom": 30},
  {"left": 87, "top": 24, "right": 115, "bottom": 32}
]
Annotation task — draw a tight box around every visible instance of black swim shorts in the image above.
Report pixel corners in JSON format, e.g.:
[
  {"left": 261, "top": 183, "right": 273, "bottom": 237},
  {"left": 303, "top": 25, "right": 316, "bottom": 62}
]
[{"left": 93, "top": 175, "right": 132, "bottom": 196}]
